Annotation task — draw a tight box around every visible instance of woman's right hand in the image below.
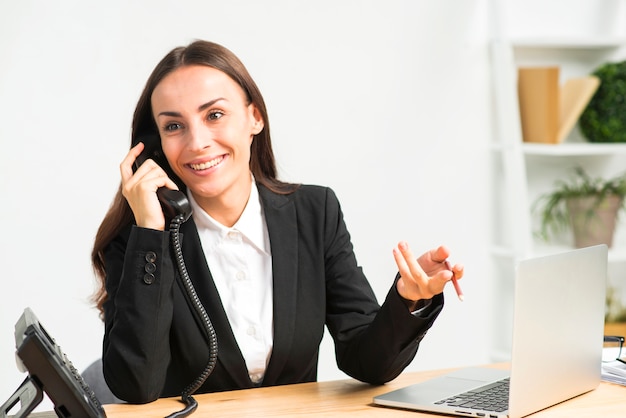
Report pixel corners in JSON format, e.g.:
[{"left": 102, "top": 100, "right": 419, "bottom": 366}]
[{"left": 120, "top": 142, "right": 180, "bottom": 231}]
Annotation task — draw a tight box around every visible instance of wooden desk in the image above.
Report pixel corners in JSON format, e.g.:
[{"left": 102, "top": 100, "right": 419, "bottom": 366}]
[{"left": 99, "top": 365, "right": 626, "bottom": 417}]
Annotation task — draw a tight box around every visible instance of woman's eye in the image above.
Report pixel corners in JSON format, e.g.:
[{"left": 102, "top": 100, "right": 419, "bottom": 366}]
[
  {"left": 208, "top": 111, "right": 224, "bottom": 121},
  {"left": 164, "top": 123, "right": 182, "bottom": 132}
]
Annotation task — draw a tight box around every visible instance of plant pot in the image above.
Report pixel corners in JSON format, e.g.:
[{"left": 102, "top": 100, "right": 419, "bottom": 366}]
[{"left": 566, "top": 194, "right": 623, "bottom": 248}]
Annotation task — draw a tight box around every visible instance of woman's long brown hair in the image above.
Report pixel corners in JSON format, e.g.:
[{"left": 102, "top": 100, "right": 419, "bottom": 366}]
[{"left": 91, "top": 40, "right": 297, "bottom": 317}]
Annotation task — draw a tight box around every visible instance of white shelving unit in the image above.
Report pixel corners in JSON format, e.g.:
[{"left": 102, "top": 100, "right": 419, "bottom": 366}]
[{"left": 489, "top": 0, "right": 626, "bottom": 360}]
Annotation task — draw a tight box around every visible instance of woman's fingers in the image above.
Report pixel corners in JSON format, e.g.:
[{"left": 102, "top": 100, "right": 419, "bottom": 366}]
[
  {"left": 120, "top": 142, "right": 145, "bottom": 184},
  {"left": 394, "top": 242, "right": 460, "bottom": 302}
]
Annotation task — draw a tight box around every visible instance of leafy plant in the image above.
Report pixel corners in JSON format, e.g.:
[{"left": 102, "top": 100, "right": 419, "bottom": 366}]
[
  {"left": 533, "top": 166, "right": 626, "bottom": 241},
  {"left": 579, "top": 60, "right": 626, "bottom": 143}
]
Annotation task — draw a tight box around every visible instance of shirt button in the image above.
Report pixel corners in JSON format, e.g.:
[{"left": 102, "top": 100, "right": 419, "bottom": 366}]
[
  {"left": 236, "top": 271, "right": 246, "bottom": 281},
  {"left": 227, "top": 231, "right": 238, "bottom": 240},
  {"left": 247, "top": 326, "right": 256, "bottom": 336},
  {"left": 145, "top": 251, "right": 157, "bottom": 263},
  {"left": 143, "top": 273, "right": 155, "bottom": 285}
]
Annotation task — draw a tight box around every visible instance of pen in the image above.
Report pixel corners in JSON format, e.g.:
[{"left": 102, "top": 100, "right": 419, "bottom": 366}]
[{"left": 445, "top": 260, "right": 464, "bottom": 301}]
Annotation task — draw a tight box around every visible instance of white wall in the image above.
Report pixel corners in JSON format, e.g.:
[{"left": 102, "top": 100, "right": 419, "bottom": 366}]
[{"left": 0, "top": 0, "right": 495, "bottom": 411}]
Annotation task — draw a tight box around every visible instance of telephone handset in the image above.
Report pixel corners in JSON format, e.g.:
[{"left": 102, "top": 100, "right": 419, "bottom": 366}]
[{"left": 133, "top": 133, "right": 192, "bottom": 223}]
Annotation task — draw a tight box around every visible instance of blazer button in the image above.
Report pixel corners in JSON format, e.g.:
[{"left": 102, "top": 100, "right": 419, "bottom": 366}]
[
  {"left": 145, "top": 262, "right": 157, "bottom": 274},
  {"left": 145, "top": 251, "right": 157, "bottom": 263},
  {"left": 143, "top": 273, "right": 155, "bottom": 285}
]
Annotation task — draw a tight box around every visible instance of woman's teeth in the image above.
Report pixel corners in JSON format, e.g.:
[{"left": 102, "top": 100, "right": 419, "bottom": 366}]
[{"left": 190, "top": 156, "right": 224, "bottom": 170}]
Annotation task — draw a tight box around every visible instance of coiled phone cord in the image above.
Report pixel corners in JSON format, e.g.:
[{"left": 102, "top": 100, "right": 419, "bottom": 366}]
[{"left": 165, "top": 214, "right": 218, "bottom": 418}]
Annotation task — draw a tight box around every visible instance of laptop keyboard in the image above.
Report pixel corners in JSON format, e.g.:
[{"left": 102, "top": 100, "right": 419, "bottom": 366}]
[{"left": 434, "top": 377, "right": 510, "bottom": 413}]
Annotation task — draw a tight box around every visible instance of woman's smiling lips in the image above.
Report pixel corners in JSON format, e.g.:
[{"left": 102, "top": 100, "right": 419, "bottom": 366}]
[{"left": 188, "top": 154, "right": 226, "bottom": 171}]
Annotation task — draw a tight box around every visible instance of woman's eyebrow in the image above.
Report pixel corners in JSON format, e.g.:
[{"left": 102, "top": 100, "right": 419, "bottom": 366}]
[
  {"left": 198, "top": 98, "right": 225, "bottom": 112},
  {"left": 156, "top": 98, "right": 225, "bottom": 117}
]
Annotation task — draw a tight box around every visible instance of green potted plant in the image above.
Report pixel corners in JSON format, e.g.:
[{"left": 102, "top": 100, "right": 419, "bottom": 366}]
[
  {"left": 579, "top": 60, "right": 626, "bottom": 143},
  {"left": 533, "top": 166, "right": 626, "bottom": 248}
]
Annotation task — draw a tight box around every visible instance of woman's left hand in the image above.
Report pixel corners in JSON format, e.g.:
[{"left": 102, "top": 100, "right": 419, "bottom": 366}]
[{"left": 393, "top": 241, "right": 464, "bottom": 303}]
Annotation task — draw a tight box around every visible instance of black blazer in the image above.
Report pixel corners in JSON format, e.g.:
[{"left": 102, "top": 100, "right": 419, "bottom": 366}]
[{"left": 102, "top": 184, "right": 444, "bottom": 403}]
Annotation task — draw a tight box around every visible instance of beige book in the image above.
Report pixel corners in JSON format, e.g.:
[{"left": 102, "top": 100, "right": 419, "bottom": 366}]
[
  {"left": 518, "top": 67, "right": 560, "bottom": 143},
  {"left": 557, "top": 76, "right": 600, "bottom": 143}
]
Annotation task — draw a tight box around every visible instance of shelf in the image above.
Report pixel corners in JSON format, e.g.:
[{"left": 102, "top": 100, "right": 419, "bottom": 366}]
[
  {"left": 489, "top": 0, "right": 626, "bottom": 364},
  {"left": 522, "top": 143, "right": 626, "bottom": 156},
  {"left": 511, "top": 37, "right": 626, "bottom": 50},
  {"left": 490, "top": 142, "right": 626, "bottom": 156}
]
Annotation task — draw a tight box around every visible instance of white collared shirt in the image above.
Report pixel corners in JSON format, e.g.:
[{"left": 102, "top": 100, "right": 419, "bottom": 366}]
[{"left": 189, "top": 183, "right": 273, "bottom": 384}]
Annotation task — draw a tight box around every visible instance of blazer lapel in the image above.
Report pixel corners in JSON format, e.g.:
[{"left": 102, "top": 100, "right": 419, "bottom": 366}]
[
  {"left": 257, "top": 186, "right": 299, "bottom": 384},
  {"left": 179, "top": 220, "right": 251, "bottom": 387}
]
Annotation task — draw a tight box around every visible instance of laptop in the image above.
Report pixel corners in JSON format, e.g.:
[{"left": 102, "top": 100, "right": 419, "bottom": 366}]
[{"left": 374, "top": 244, "right": 608, "bottom": 418}]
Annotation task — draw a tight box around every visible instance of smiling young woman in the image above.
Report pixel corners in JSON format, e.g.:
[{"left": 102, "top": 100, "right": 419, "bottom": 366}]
[{"left": 90, "top": 39, "right": 463, "bottom": 405}]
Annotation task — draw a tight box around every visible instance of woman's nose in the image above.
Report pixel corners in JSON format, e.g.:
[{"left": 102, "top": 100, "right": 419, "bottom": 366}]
[{"left": 186, "top": 124, "right": 213, "bottom": 151}]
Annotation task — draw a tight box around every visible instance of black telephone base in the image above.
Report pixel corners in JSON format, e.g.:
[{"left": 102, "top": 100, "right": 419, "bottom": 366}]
[{"left": 1, "top": 308, "right": 106, "bottom": 418}]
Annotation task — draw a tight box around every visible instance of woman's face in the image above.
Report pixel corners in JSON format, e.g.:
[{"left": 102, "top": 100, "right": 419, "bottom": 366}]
[{"left": 151, "top": 64, "right": 263, "bottom": 204}]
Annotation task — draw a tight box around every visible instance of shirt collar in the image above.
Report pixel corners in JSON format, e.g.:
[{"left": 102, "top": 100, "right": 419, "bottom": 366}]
[{"left": 188, "top": 181, "right": 269, "bottom": 255}]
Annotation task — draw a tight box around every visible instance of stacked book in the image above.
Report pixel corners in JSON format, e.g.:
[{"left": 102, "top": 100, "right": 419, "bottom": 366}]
[{"left": 517, "top": 67, "right": 600, "bottom": 144}]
